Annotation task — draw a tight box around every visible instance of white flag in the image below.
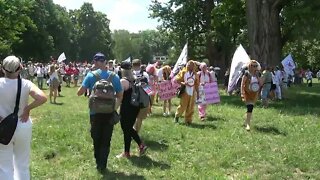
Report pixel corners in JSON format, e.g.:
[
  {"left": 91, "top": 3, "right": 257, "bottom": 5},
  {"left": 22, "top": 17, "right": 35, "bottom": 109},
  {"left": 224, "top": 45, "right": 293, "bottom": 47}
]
[
  {"left": 171, "top": 43, "right": 188, "bottom": 77},
  {"left": 57, "top": 52, "right": 66, "bottom": 63},
  {"left": 124, "top": 57, "right": 131, "bottom": 63},
  {"left": 281, "top": 54, "right": 295, "bottom": 76},
  {"left": 227, "top": 44, "right": 250, "bottom": 93}
]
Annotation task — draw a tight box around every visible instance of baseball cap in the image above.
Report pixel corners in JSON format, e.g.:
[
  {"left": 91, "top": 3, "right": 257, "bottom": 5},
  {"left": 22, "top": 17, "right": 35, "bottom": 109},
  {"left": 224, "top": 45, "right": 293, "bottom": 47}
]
[
  {"left": 120, "top": 61, "right": 132, "bottom": 70},
  {"left": 93, "top": 52, "right": 106, "bottom": 62}
]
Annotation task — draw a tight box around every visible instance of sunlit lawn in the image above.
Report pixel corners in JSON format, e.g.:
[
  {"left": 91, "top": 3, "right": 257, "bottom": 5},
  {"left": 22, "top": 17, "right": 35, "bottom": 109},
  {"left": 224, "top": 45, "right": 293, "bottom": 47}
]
[{"left": 30, "top": 79, "right": 320, "bottom": 179}]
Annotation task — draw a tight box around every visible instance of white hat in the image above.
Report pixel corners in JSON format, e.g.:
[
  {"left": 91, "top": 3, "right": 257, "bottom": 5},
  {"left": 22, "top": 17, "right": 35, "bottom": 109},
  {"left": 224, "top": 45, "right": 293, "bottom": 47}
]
[{"left": 2, "top": 56, "right": 21, "bottom": 73}]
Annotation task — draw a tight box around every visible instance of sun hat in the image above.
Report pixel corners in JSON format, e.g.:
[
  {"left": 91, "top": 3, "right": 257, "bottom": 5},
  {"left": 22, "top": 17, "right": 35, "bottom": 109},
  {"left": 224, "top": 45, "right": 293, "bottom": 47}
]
[{"left": 2, "top": 56, "right": 21, "bottom": 73}]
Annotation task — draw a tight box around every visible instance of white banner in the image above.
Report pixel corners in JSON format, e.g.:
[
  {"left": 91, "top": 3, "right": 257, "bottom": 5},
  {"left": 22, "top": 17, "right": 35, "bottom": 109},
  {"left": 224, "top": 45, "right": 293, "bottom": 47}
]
[
  {"left": 123, "top": 56, "right": 131, "bottom": 63},
  {"left": 171, "top": 43, "right": 188, "bottom": 77},
  {"left": 57, "top": 52, "right": 66, "bottom": 63},
  {"left": 227, "top": 44, "right": 250, "bottom": 93},
  {"left": 281, "top": 54, "right": 295, "bottom": 76}
]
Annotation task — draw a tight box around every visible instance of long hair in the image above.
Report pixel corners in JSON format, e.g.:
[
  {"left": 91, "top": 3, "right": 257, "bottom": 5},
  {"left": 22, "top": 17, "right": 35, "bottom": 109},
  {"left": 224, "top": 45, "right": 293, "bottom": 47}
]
[
  {"left": 121, "top": 69, "right": 135, "bottom": 82},
  {"left": 49, "top": 65, "right": 55, "bottom": 74}
]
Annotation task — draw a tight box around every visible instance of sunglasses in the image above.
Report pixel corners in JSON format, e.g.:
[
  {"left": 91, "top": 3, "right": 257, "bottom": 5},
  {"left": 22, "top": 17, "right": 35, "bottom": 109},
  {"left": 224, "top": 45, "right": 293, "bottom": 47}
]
[{"left": 252, "top": 64, "right": 258, "bottom": 68}]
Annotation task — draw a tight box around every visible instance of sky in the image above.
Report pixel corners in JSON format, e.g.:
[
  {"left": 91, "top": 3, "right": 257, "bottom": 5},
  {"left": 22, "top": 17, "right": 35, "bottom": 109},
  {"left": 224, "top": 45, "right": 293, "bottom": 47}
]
[{"left": 52, "top": 0, "right": 167, "bottom": 33}]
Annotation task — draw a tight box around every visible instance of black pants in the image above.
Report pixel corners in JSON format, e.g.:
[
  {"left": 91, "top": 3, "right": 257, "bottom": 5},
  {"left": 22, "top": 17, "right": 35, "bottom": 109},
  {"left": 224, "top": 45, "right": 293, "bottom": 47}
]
[
  {"left": 120, "top": 108, "right": 141, "bottom": 153},
  {"left": 90, "top": 113, "right": 113, "bottom": 170}
]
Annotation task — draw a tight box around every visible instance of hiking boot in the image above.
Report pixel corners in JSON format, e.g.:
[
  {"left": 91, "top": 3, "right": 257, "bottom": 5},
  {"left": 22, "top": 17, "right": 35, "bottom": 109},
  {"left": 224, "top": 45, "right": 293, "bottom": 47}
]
[
  {"left": 174, "top": 116, "right": 179, "bottom": 123},
  {"left": 139, "top": 144, "right": 148, "bottom": 156},
  {"left": 116, "top": 152, "right": 130, "bottom": 158}
]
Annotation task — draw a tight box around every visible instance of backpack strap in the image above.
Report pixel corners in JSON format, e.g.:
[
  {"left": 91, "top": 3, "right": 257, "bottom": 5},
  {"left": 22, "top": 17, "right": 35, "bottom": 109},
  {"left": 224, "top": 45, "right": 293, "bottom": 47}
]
[
  {"left": 106, "top": 72, "right": 115, "bottom": 83},
  {"left": 91, "top": 71, "right": 101, "bottom": 81}
]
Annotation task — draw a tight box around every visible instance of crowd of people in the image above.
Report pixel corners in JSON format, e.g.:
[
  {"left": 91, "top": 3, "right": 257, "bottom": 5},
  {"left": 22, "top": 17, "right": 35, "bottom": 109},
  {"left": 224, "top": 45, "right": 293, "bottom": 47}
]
[{"left": 0, "top": 53, "right": 319, "bottom": 178}]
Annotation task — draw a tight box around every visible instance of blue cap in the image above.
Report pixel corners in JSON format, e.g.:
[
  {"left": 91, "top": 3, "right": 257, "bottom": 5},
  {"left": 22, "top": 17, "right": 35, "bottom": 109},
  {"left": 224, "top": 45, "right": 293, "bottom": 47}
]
[{"left": 93, "top": 52, "right": 106, "bottom": 62}]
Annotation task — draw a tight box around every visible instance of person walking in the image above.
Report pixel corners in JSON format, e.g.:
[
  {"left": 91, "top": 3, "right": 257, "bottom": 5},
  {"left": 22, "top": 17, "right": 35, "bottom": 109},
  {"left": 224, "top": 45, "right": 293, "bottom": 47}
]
[
  {"left": 116, "top": 61, "right": 147, "bottom": 158},
  {"left": 240, "top": 60, "right": 262, "bottom": 131},
  {"left": 174, "top": 60, "right": 200, "bottom": 125},
  {"left": 48, "top": 64, "right": 60, "bottom": 104},
  {"left": 0, "top": 56, "right": 47, "bottom": 180},
  {"left": 77, "top": 53, "right": 123, "bottom": 173},
  {"left": 260, "top": 66, "right": 272, "bottom": 108},
  {"left": 197, "top": 62, "right": 213, "bottom": 121}
]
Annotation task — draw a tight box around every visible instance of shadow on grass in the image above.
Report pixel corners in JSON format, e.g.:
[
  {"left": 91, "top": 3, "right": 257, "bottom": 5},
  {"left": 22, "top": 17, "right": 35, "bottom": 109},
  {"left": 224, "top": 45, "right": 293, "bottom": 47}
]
[
  {"left": 186, "top": 122, "right": 217, "bottom": 130},
  {"left": 143, "top": 139, "right": 169, "bottom": 151},
  {"left": 149, "top": 113, "right": 174, "bottom": 119},
  {"left": 102, "top": 171, "right": 145, "bottom": 180},
  {"left": 206, "top": 115, "right": 226, "bottom": 122},
  {"left": 254, "top": 125, "right": 287, "bottom": 136},
  {"left": 129, "top": 155, "right": 171, "bottom": 170},
  {"left": 53, "top": 102, "right": 64, "bottom": 106}
]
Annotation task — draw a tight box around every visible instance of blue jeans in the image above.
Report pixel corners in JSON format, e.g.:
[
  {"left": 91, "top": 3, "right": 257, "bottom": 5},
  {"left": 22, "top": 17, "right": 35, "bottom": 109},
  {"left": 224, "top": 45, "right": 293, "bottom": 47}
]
[
  {"left": 90, "top": 113, "right": 114, "bottom": 170},
  {"left": 37, "top": 77, "right": 44, "bottom": 89},
  {"left": 261, "top": 83, "right": 271, "bottom": 100}
]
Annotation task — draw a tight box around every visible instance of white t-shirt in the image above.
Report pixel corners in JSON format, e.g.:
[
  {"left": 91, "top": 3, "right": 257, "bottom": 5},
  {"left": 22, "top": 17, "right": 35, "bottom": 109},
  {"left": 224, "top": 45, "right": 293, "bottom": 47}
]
[
  {"left": 36, "top": 67, "right": 44, "bottom": 77},
  {"left": 157, "top": 68, "right": 163, "bottom": 82},
  {"left": 210, "top": 70, "right": 217, "bottom": 82},
  {"left": 184, "top": 71, "right": 195, "bottom": 96},
  {"left": 0, "top": 78, "right": 33, "bottom": 121}
]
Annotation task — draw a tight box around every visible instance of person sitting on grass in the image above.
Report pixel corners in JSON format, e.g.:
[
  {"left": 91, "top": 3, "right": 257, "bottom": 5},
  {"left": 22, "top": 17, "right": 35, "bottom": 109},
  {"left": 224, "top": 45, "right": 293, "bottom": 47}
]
[{"left": 240, "top": 60, "right": 263, "bottom": 131}]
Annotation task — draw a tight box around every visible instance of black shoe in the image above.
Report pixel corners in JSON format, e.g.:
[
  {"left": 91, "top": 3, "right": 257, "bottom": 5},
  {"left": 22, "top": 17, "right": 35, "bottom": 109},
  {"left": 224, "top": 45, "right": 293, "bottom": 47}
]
[{"left": 97, "top": 167, "right": 106, "bottom": 174}]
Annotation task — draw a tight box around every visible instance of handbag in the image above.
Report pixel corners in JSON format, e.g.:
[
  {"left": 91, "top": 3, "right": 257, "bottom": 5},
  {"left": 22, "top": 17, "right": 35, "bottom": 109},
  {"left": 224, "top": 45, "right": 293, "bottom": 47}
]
[
  {"left": 110, "top": 111, "right": 120, "bottom": 125},
  {"left": 176, "top": 85, "right": 186, "bottom": 98},
  {"left": 0, "top": 76, "right": 22, "bottom": 145}
]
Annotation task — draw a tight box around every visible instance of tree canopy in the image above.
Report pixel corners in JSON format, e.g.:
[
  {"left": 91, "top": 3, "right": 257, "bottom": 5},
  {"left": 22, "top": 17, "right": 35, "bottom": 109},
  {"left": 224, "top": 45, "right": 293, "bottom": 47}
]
[{"left": 0, "top": 0, "right": 320, "bottom": 69}]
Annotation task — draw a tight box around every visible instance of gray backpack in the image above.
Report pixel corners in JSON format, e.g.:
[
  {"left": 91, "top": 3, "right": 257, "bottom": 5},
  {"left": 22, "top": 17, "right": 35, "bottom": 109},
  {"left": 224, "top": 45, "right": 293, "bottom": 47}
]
[
  {"left": 88, "top": 71, "right": 116, "bottom": 114},
  {"left": 130, "top": 78, "right": 150, "bottom": 109}
]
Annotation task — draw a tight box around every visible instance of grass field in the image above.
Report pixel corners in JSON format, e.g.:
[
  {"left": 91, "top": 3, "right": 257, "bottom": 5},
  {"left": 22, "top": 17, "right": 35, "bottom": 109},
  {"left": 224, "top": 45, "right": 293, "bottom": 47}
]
[{"left": 30, "top": 79, "right": 320, "bottom": 179}]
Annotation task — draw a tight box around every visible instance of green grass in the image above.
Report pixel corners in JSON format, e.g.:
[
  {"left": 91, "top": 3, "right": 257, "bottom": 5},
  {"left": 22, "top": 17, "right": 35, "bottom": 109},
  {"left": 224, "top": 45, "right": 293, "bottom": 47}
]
[{"left": 30, "top": 79, "right": 320, "bottom": 179}]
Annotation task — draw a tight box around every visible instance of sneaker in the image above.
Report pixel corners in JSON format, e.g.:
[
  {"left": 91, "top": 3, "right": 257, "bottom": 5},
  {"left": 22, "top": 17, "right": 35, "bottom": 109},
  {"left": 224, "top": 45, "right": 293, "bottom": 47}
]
[
  {"left": 139, "top": 145, "right": 148, "bottom": 156},
  {"left": 245, "top": 124, "right": 251, "bottom": 131},
  {"left": 174, "top": 116, "right": 179, "bottom": 123},
  {"left": 163, "top": 113, "right": 167, "bottom": 117},
  {"left": 116, "top": 152, "right": 130, "bottom": 158},
  {"left": 167, "top": 112, "right": 171, "bottom": 116},
  {"left": 200, "top": 117, "right": 205, "bottom": 121}
]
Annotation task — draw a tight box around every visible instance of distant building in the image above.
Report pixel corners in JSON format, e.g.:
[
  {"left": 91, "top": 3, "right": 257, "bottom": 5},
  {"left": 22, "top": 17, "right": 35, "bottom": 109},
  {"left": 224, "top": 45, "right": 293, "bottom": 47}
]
[{"left": 153, "top": 56, "right": 167, "bottom": 62}]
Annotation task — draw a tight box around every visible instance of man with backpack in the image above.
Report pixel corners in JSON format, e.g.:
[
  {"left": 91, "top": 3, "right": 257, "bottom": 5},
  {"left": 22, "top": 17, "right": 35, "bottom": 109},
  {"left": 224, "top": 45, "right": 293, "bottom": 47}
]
[{"left": 77, "top": 52, "right": 123, "bottom": 173}]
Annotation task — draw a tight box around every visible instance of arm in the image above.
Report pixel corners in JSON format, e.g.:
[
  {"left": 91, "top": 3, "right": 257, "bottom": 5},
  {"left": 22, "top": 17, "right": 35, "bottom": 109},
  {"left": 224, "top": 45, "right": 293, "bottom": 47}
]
[
  {"left": 241, "top": 75, "right": 247, "bottom": 98},
  {"left": 175, "top": 69, "right": 186, "bottom": 85},
  {"left": 77, "top": 86, "right": 87, "bottom": 96},
  {"left": 20, "top": 83, "right": 47, "bottom": 122},
  {"left": 194, "top": 73, "right": 200, "bottom": 99}
]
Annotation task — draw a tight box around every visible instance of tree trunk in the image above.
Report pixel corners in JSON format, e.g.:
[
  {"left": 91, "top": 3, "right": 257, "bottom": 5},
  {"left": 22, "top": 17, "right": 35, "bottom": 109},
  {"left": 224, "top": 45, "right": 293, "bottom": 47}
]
[{"left": 246, "top": 0, "right": 282, "bottom": 67}]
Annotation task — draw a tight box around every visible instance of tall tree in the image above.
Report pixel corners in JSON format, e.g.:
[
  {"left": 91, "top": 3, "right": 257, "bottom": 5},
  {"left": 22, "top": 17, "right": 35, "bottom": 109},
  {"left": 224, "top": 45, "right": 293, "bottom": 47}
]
[
  {"left": 150, "top": 0, "right": 246, "bottom": 71},
  {"left": 0, "top": 0, "right": 34, "bottom": 57},
  {"left": 246, "top": 0, "right": 285, "bottom": 66},
  {"left": 76, "top": 3, "right": 113, "bottom": 61}
]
